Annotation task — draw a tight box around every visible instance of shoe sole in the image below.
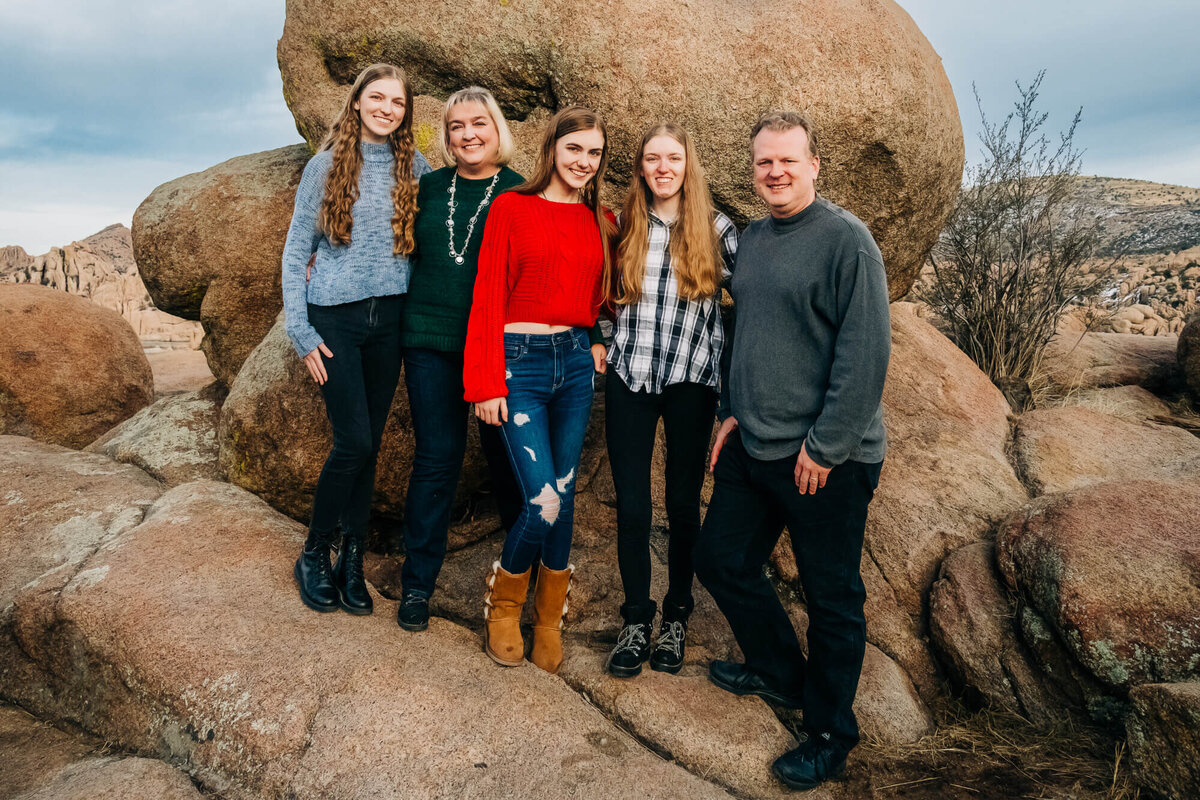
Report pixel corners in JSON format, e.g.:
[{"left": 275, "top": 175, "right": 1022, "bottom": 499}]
[
  {"left": 606, "top": 658, "right": 644, "bottom": 678},
  {"left": 397, "top": 617, "right": 429, "bottom": 632},
  {"left": 294, "top": 561, "right": 339, "bottom": 613},
  {"left": 708, "top": 671, "right": 803, "bottom": 709},
  {"left": 649, "top": 659, "right": 683, "bottom": 675},
  {"left": 338, "top": 598, "right": 373, "bottom": 616},
  {"left": 770, "top": 762, "right": 844, "bottom": 791}
]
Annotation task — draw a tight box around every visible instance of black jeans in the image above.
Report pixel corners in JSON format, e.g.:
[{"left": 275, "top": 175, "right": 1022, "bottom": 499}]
[
  {"left": 694, "top": 431, "right": 882, "bottom": 747},
  {"left": 605, "top": 373, "right": 717, "bottom": 623},
  {"left": 306, "top": 295, "right": 405, "bottom": 544},
  {"left": 401, "top": 346, "right": 520, "bottom": 597}
]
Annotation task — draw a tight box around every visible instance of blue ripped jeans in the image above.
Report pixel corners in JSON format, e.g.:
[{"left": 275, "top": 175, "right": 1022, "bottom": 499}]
[{"left": 496, "top": 329, "right": 595, "bottom": 573}]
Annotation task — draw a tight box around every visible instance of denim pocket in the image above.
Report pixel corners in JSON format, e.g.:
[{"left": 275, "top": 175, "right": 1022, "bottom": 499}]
[{"left": 503, "top": 342, "right": 526, "bottom": 363}]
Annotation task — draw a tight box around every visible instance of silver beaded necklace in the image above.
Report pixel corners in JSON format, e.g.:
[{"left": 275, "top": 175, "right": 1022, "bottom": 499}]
[{"left": 446, "top": 172, "right": 500, "bottom": 265}]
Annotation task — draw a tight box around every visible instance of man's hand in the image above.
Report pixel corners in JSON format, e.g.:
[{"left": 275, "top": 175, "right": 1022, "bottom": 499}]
[
  {"left": 474, "top": 397, "right": 508, "bottom": 426},
  {"left": 709, "top": 416, "right": 739, "bottom": 472},
  {"left": 591, "top": 343, "right": 607, "bottom": 374},
  {"left": 795, "top": 440, "right": 831, "bottom": 495},
  {"left": 303, "top": 343, "right": 333, "bottom": 385}
]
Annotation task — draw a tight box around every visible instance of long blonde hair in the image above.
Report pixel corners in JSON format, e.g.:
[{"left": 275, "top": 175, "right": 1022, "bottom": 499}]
[
  {"left": 612, "top": 122, "right": 721, "bottom": 305},
  {"left": 513, "top": 106, "right": 617, "bottom": 289},
  {"left": 317, "top": 63, "right": 418, "bottom": 255}
]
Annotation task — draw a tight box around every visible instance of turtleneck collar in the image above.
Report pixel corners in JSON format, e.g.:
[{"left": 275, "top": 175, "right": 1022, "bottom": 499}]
[
  {"left": 361, "top": 141, "right": 393, "bottom": 163},
  {"left": 768, "top": 196, "right": 823, "bottom": 233}
]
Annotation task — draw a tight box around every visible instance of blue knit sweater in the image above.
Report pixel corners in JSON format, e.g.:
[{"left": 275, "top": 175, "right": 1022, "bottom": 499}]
[{"left": 282, "top": 142, "right": 432, "bottom": 357}]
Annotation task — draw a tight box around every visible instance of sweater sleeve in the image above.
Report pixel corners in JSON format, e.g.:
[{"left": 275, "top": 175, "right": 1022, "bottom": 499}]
[
  {"left": 281, "top": 154, "right": 330, "bottom": 359},
  {"left": 413, "top": 149, "right": 433, "bottom": 179},
  {"left": 463, "top": 194, "right": 514, "bottom": 402},
  {"left": 802, "top": 249, "right": 891, "bottom": 467}
]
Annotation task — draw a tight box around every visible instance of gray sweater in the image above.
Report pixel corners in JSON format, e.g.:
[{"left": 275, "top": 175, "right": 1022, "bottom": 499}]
[
  {"left": 281, "top": 142, "right": 432, "bottom": 357},
  {"left": 721, "top": 197, "right": 890, "bottom": 467}
]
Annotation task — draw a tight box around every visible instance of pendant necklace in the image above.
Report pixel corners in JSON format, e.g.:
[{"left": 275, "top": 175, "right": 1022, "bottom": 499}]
[{"left": 447, "top": 172, "right": 500, "bottom": 265}]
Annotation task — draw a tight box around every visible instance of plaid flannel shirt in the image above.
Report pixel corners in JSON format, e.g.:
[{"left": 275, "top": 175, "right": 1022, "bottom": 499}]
[{"left": 608, "top": 210, "right": 738, "bottom": 394}]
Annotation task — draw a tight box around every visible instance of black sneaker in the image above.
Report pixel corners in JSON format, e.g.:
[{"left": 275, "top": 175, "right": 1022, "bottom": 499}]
[
  {"left": 607, "top": 621, "right": 653, "bottom": 677},
  {"left": 707, "top": 660, "right": 804, "bottom": 708},
  {"left": 397, "top": 591, "right": 430, "bottom": 631},
  {"left": 771, "top": 731, "right": 850, "bottom": 791},
  {"left": 649, "top": 618, "right": 687, "bottom": 674}
]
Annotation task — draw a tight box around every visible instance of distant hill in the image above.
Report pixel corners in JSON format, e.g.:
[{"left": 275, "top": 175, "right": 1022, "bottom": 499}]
[
  {"left": 1072, "top": 176, "right": 1200, "bottom": 256},
  {"left": 1, "top": 225, "right": 201, "bottom": 348}
]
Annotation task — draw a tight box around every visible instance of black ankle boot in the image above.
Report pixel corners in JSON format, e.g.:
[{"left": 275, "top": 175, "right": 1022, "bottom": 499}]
[
  {"left": 294, "top": 539, "right": 339, "bottom": 613},
  {"left": 332, "top": 534, "right": 373, "bottom": 615},
  {"left": 650, "top": 599, "right": 690, "bottom": 674}
]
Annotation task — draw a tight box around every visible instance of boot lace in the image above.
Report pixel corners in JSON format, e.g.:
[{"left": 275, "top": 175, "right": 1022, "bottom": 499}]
[
  {"left": 655, "top": 620, "right": 685, "bottom": 658},
  {"left": 401, "top": 592, "right": 428, "bottom": 610},
  {"left": 344, "top": 539, "right": 364, "bottom": 580},
  {"left": 613, "top": 622, "right": 649, "bottom": 656}
]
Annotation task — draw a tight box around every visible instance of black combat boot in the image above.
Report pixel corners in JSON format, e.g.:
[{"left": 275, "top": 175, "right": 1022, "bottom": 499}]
[
  {"left": 332, "top": 533, "right": 373, "bottom": 615},
  {"left": 649, "top": 600, "right": 690, "bottom": 674},
  {"left": 294, "top": 531, "right": 339, "bottom": 613},
  {"left": 607, "top": 602, "right": 655, "bottom": 678}
]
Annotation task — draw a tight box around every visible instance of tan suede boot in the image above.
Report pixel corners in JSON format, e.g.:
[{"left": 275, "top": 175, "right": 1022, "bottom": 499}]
[
  {"left": 529, "top": 563, "right": 574, "bottom": 674},
  {"left": 484, "top": 561, "right": 531, "bottom": 666}
]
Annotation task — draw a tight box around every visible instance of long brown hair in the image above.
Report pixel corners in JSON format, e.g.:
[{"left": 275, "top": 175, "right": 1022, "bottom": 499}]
[
  {"left": 317, "top": 63, "right": 418, "bottom": 255},
  {"left": 612, "top": 122, "right": 721, "bottom": 305},
  {"left": 514, "top": 106, "right": 617, "bottom": 288}
]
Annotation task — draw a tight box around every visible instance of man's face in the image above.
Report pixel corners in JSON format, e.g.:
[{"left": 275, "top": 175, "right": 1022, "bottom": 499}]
[{"left": 752, "top": 126, "right": 820, "bottom": 218}]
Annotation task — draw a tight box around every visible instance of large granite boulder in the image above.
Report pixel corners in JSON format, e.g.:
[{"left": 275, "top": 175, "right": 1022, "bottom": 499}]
[
  {"left": 774, "top": 304, "right": 1027, "bottom": 698},
  {"left": 1012, "top": 406, "right": 1200, "bottom": 496},
  {"left": 1127, "top": 682, "right": 1200, "bottom": 800},
  {"left": 86, "top": 390, "right": 222, "bottom": 486},
  {"left": 0, "top": 474, "right": 736, "bottom": 799},
  {"left": 277, "top": 0, "right": 964, "bottom": 298},
  {"left": 929, "top": 542, "right": 1066, "bottom": 725},
  {"left": 1042, "top": 331, "right": 1180, "bottom": 392},
  {"left": 0, "top": 285, "right": 154, "bottom": 449},
  {"left": 131, "top": 145, "right": 310, "bottom": 386},
  {"left": 1179, "top": 316, "right": 1200, "bottom": 402},
  {"left": 996, "top": 479, "right": 1200, "bottom": 701}
]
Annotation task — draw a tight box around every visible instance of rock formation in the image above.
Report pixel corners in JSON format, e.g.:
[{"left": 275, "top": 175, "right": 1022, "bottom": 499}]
[
  {"left": 0, "top": 285, "right": 155, "bottom": 448},
  {"left": 1, "top": 225, "right": 201, "bottom": 348},
  {"left": 277, "top": 0, "right": 963, "bottom": 299},
  {"left": 1178, "top": 315, "right": 1200, "bottom": 402},
  {"left": 132, "top": 146, "right": 311, "bottom": 386},
  {"left": 1127, "top": 683, "right": 1200, "bottom": 800},
  {"left": 86, "top": 390, "right": 223, "bottom": 486}
]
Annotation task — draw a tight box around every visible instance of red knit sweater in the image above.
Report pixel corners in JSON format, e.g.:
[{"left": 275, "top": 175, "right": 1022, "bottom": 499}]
[{"left": 463, "top": 191, "right": 615, "bottom": 402}]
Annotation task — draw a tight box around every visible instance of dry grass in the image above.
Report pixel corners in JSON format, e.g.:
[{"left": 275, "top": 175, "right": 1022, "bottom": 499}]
[{"left": 843, "top": 699, "right": 1142, "bottom": 799}]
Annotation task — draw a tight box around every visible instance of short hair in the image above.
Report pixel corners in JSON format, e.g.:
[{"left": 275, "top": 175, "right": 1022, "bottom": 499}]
[
  {"left": 750, "top": 111, "right": 819, "bottom": 159},
  {"left": 439, "top": 86, "right": 515, "bottom": 166}
]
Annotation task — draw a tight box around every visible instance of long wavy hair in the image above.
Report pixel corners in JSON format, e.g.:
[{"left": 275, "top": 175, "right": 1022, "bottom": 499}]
[
  {"left": 513, "top": 106, "right": 617, "bottom": 288},
  {"left": 317, "top": 63, "right": 417, "bottom": 255},
  {"left": 612, "top": 122, "right": 721, "bottom": 304}
]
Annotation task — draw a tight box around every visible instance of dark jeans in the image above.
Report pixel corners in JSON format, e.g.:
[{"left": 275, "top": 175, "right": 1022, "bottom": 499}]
[
  {"left": 694, "top": 431, "right": 882, "bottom": 747},
  {"left": 401, "top": 346, "right": 521, "bottom": 597},
  {"left": 496, "top": 329, "right": 595, "bottom": 573},
  {"left": 605, "top": 373, "right": 717, "bottom": 622},
  {"left": 306, "top": 295, "right": 405, "bottom": 544}
]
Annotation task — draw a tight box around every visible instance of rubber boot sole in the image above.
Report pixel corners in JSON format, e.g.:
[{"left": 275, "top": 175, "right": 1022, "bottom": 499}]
[
  {"left": 649, "top": 657, "right": 683, "bottom": 675},
  {"left": 771, "top": 761, "right": 845, "bottom": 791},
  {"left": 294, "top": 559, "right": 339, "bottom": 613},
  {"left": 606, "top": 656, "right": 646, "bottom": 678},
  {"left": 397, "top": 616, "right": 428, "bottom": 632}
]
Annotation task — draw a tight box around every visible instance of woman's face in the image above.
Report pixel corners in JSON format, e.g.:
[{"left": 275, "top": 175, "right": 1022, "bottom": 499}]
[
  {"left": 640, "top": 134, "right": 687, "bottom": 205},
  {"left": 551, "top": 127, "right": 605, "bottom": 193},
  {"left": 354, "top": 77, "right": 407, "bottom": 143},
  {"left": 446, "top": 100, "right": 500, "bottom": 171}
]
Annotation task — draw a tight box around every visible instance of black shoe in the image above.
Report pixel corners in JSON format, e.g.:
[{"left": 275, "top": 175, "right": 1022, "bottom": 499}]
[
  {"left": 295, "top": 545, "right": 339, "bottom": 613},
  {"left": 771, "top": 732, "right": 850, "bottom": 791},
  {"left": 649, "top": 618, "right": 687, "bottom": 674},
  {"left": 707, "top": 660, "right": 803, "bottom": 708},
  {"left": 332, "top": 534, "right": 373, "bottom": 615},
  {"left": 607, "top": 621, "right": 653, "bottom": 678},
  {"left": 397, "top": 591, "right": 430, "bottom": 631}
]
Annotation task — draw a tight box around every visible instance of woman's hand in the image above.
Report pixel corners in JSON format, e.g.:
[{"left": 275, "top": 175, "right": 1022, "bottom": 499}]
[
  {"left": 474, "top": 397, "right": 508, "bottom": 426},
  {"left": 303, "top": 343, "right": 334, "bottom": 385},
  {"left": 709, "top": 416, "right": 738, "bottom": 472},
  {"left": 591, "top": 343, "right": 607, "bottom": 374}
]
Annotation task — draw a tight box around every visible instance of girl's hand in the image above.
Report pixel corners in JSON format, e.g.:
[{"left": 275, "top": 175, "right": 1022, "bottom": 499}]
[
  {"left": 474, "top": 397, "right": 508, "bottom": 426},
  {"left": 709, "top": 416, "right": 738, "bottom": 472},
  {"left": 303, "top": 343, "right": 334, "bottom": 385},
  {"left": 591, "top": 343, "right": 607, "bottom": 374}
]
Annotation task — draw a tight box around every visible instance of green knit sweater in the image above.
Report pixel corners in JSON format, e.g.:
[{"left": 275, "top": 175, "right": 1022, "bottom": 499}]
[{"left": 401, "top": 166, "right": 524, "bottom": 351}]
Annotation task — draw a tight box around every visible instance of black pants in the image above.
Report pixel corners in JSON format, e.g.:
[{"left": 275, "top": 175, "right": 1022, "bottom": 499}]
[
  {"left": 306, "top": 295, "right": 405, "bottom": 543},
  {"left": 694, "top": 431, "right": 882, "bottom": 747},
  {"left": 605, "top": 373, "right": 717, "bottom": 623},
  {"left": 401, "top": 346, "right": 520, "bottom": 597}
]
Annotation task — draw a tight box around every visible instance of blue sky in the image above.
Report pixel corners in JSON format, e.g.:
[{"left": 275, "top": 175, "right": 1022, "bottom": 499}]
[{"left": 2, "top": 0, "right": 1198, "bottom": 253}]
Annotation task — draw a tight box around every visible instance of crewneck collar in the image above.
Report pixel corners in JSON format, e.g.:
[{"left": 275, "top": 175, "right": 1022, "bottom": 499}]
[
  {"left": 768, "top": 196, "right": 823, "bottom": 233},
  {"left": 361, "top": 141, "right": 393, "bottom": 163}
]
